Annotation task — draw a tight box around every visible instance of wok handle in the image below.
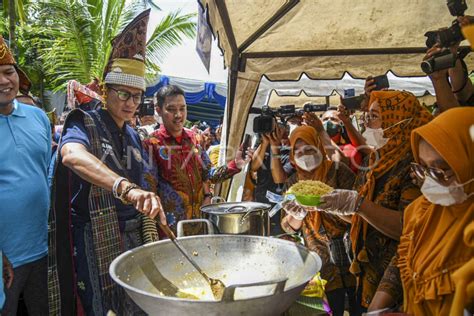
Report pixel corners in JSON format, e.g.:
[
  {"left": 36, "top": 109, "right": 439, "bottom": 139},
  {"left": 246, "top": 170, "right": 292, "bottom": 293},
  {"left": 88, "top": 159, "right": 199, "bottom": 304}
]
[
  {"left": 211, "top": 196, "right": 226, "bottom": 204},
  {"left": 157, "top": 222, "right": 177, "bottom": 241},
  {"left": 177, "top": 219, "right": 215, "bottom": 237},
  {"left": 221, "top": 277, "right": 288, "bottom": 302},
  {"left": 226, "top": 205, "right": 248, "bottom": 214}
]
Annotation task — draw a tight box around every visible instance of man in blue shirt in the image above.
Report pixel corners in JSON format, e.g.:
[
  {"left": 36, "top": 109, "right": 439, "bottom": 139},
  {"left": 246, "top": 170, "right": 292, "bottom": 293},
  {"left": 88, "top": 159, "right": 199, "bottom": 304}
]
[
  {"left": 0, "top": 36, "right": 51, "bottom": 315},
  {"left": 0, "top": 252, "right": 3, "bottom": 313}
]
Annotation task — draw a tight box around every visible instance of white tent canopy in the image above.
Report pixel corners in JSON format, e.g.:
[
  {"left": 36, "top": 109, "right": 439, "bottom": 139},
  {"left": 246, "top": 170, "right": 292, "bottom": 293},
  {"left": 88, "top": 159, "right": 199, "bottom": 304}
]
[
  {"left": 202, "top": 0, "right": 474, "bottom": 77},
  {"left": 200, "top": 0, "right": 474, "bottom": 199}
]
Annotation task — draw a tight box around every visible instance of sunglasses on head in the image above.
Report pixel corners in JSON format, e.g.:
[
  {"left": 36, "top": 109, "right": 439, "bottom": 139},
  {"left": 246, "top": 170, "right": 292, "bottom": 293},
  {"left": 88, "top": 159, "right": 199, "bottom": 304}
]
[
  {"left": 109, "top": 87, "right": 142, "bottom": 105},
  {"left": 410, "top": 162, "right": 453, "bottom": 185}
]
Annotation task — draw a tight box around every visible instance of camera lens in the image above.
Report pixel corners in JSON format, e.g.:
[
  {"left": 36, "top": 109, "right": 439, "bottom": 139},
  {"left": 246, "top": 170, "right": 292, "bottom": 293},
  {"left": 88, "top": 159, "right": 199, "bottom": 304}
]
[{"left": 421, "top": 60, "right": 434, "bottom": 74}]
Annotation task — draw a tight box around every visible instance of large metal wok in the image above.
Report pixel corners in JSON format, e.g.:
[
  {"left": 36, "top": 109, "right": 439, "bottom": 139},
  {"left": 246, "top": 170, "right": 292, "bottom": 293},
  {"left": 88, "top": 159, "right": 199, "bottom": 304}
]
[{"left": 110, "top": 234, "right": 321, "bottom": 316}]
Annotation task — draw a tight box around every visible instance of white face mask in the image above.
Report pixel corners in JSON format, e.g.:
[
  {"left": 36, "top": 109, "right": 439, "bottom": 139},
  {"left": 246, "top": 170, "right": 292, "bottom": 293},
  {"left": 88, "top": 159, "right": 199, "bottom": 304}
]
[
  {"left": 421, "top": 176, "right": 473, "bottom": 206},
  {"left": 362, "top": 127, "right": 389, "bottom": 149},
  {"left": 362, "top": 117, "right": 412, "bottom": 150},
  {"left": 294, "top": 154, "right": 321, "bottom": 172}
]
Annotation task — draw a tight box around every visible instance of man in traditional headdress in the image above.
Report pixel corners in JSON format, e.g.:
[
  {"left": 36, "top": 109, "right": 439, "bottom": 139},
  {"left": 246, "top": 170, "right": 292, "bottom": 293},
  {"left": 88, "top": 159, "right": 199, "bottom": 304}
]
[
  {"left": 48, "top": 10, "right": 166, "bottom": 315},
  {"left": 0, "top": 35, "right": 51, "bottom": 315}
]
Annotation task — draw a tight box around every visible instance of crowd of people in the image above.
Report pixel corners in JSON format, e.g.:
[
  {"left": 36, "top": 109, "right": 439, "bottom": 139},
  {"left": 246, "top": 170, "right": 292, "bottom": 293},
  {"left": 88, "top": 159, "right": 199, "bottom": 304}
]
[{"left": 1, "top": 8, "right": 473, "bottom": 316}]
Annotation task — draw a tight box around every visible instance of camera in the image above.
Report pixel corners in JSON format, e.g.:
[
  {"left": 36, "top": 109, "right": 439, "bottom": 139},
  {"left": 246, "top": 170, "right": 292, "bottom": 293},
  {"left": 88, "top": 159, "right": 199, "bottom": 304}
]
[
  {"left": 251, "top": 103, "right": 328, "bottom": 134},
  {"left": 251, "top": 106, "right": 281, "bottom": 134},
  {"left": 447, "top": 0, "right": 467, "bottom": 17},
  {"left": 138, "top": 99, "right": 155, "bottom": 117},
  {"left": 421, "top": 49, "right": 457, "bottom": 74},
  {"left": 342, "top": 95, "right": 365, "bottom": 110},
  {"left": 344, "top": 88, "right": 355, "bottom": 98},
  {"left": 372, "top": 74, "right": 390, "bottom": 90},
  {"left": 425, "top": 0, "right": 467, "bottom": 48},
  {"left": 425, "top": 23, "right": 464, "bottom": 48}
]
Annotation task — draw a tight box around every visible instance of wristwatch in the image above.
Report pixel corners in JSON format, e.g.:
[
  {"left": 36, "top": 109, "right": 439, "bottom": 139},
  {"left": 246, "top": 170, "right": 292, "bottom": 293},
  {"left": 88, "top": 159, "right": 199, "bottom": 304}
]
[{"left": 204, "top": 192, "right": 213, "bottom": 199}]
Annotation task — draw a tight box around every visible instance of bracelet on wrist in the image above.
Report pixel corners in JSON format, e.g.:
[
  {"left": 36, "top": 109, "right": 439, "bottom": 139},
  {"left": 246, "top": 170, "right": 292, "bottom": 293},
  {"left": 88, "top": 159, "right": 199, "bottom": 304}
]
[
  {"left": 204, "top": 192, "right": 213, "bottom": 199},
  {"left": 452, "top": 76, "right": 468, "bottom": 94},
  {"left": 112, "top": 177, "right": 127, "bottom": 199},
  {"left": 119, "top": 183, "right": 140, "bottom": 205}
]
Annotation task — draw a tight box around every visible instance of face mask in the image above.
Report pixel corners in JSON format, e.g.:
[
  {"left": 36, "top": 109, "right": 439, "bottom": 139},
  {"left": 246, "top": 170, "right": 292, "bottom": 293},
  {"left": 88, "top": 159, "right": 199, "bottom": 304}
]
[
  {"left": 294, "top": 154, "right": 321, "bottom": 171},
  {"left": 363, "top": 117, "right": 413, "bottom": 149},
  {"left": 323, "top": 121, "right": 342, "bottom": 138},
  {"left": 362, "top": 127, "right": 388, "bottom": 149},
  {"left": 421, "top": 176, "right": 473, "bottom": 206}
]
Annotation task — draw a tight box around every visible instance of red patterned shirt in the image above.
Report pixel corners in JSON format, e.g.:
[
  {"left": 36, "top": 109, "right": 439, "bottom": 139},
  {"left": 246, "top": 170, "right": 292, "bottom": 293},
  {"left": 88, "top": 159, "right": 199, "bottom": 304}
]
[{"left": 143, "top": 126, "right": 240, "bottom": 230}]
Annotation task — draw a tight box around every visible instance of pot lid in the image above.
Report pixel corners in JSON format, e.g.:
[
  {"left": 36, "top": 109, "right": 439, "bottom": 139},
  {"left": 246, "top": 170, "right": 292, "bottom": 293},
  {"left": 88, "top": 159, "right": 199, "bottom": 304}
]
[{"left": 201, "top": 202, "right": 271, "bottom": 214}]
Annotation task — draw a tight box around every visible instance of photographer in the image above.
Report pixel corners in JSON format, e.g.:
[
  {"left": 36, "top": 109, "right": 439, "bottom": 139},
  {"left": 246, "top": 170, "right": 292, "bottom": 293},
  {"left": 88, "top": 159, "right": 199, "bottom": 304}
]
[
  {"left": 449, "top": 16, "right": 474, "bottom": 105},
  {"left": 136, "top": 99, "right": 159, "bottom": 140},
  {"left": 321, "top": 107, "right": 364, "bottom": 172},
  {"left": 303, "top": 111, "right": 351, "bottom": 168},
  {"left": 251, "top": 123, "right": 294, "bottom": 234},
  {"left": 336, "top": 104, "right": 373, "bottom": 157},
  {"left": 424, "top": 15, "right": 474, "bottom": 113}
]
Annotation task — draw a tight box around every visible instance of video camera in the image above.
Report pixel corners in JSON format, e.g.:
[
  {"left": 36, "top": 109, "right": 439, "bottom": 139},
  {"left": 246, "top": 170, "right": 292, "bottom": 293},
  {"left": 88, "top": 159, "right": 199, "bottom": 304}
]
[
  {"left": 421, "top": 44, "right": 471, "bottom": 75},
  {"left": 421, "top": 0, "right": 471, "bottom": 74},
  {"left": 251, "top": 103, "right": 328, "bottom": 134},
  {"left": 424, "top": 0, "right": 467, "bottom": 49}
]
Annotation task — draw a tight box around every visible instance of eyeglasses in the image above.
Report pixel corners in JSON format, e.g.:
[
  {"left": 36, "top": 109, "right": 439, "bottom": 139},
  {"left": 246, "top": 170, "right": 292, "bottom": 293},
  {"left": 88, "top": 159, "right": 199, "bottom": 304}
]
[
  {"left": 410, "top": 162, "right": 454, "bottom": 185},
  {"left": 109, "top": 87, "right": 142, "bottom": 105},
  {"left": 362, "top": 113, "right": 380, "bottom": 124}
]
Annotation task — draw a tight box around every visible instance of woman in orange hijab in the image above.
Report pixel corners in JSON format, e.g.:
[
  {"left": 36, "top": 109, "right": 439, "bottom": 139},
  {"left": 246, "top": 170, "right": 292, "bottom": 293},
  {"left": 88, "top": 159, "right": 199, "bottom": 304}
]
[
  {"left": 316, "top": 91, "right": 432, "bottom": 310},
  {"left": 396, "top": 107, "right": 474, "bottom": 314},
  {"left": 281, "top": 125, "right": 359, "bottom": 316}
]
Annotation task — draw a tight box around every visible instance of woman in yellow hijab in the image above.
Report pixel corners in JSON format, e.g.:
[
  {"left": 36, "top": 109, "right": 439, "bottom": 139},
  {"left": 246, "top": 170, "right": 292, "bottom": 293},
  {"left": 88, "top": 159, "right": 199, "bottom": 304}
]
[
  {"left": 281, "top": 125, "right": 359, "bottom": 316},
  {"left": 316, "top": 90, "right": 432, "bottom": 310},
  {"left": 397, "top": 107, "right": 474, "bottom": 315}
]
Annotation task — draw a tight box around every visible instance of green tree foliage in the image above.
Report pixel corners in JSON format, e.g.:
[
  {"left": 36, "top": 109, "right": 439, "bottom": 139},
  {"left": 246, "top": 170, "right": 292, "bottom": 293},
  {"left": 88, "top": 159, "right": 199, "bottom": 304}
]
[
  {"left": 36, "top": 0, "right": 196, "bottom": 91},
  {"left": 2, "top": 0, "right": 196, "bottom": 95}
]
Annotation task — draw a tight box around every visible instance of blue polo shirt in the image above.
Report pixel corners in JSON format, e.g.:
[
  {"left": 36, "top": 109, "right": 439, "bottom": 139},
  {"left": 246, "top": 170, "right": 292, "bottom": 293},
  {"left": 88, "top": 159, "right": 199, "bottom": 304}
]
[
  {"left": 0, "top": 100, "right": 51, "bottom": 268},
  {"left": 0, "top": 250, "right": 4, "bottom": 310}
]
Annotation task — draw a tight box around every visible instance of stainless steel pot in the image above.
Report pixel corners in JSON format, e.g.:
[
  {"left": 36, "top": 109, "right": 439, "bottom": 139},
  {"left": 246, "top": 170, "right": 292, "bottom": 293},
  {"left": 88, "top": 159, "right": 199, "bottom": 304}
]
[
  {"left": 109, "top": 234, "right": 321, "bottom": 316},
  {"left": 200, "top": 198, "right": 271, "bottom": 236}
]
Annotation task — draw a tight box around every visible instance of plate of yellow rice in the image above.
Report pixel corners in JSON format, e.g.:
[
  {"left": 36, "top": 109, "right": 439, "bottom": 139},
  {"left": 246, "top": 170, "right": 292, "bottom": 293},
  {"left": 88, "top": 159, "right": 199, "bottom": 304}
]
[{"left": 287, "top": 180, "right": 334, "bottom": 206}]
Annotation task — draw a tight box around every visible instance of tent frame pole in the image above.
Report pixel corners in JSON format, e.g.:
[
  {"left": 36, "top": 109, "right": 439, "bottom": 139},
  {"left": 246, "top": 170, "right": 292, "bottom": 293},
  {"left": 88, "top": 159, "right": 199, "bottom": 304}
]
[
  {"left": 238, "top": 0, "right": 300, "bottom": 54},
  {"left": 238, "top": 47, "right": 441, "bottom": 71},
  {"left": 215, "top": 0, "right": 239, "bottom": 140},
  {"left": 242, "top": 47, "right": 430, "bottom": 59}
]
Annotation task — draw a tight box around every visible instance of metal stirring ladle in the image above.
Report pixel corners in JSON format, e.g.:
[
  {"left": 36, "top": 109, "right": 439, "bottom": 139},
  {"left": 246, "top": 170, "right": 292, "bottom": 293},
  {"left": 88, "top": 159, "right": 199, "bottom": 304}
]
[{"left": 157, "top": 222, "right": 226, "bottom": 300}]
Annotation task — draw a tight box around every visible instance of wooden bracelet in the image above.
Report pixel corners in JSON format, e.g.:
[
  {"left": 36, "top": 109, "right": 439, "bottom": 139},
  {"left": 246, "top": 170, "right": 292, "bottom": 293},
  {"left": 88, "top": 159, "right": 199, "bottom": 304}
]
[{"left": 119, "top": 183, "right": 140, "bottom": 205}]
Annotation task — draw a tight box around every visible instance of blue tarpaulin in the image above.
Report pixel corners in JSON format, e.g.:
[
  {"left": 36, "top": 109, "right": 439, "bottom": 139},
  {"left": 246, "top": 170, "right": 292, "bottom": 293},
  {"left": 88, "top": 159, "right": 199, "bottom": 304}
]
[
  {"left": 145, "top": 75, "right": 227, "bottom": 108},
  {"left": 145, "top": 75, "right": 226, "bottom": 127}
]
